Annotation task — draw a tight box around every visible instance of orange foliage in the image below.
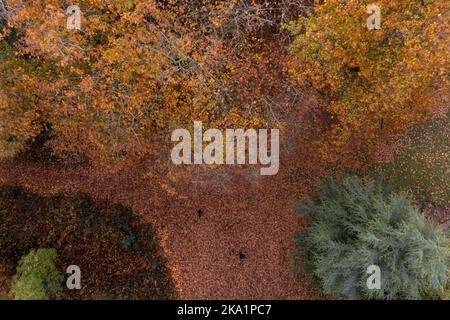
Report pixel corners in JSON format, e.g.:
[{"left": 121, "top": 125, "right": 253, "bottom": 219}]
[
  {"left": 1, "top": 0, "right": 293, "bottom": 168},
  {"left": 287, "top": 0, "right": 449, "bottom": 159}
]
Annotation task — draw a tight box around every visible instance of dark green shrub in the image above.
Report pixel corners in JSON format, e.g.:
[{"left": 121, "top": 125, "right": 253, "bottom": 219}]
[
  {"left": 10, "top": 248, "right": 63, "bottom": 300},
  {"left": 294, "top": 176, "right": 449, "bottom": 300}
]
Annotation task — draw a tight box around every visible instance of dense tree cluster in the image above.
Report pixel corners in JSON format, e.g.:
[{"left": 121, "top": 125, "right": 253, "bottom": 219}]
[
  {"left": 0, "top": 0, "right": 300, "bottom": 167},
  {"left": 0, "top": 0, "right": 447, "bottom": 167},
  {"left": 287, "top": 0, "right": 449, "bottom": 157}
]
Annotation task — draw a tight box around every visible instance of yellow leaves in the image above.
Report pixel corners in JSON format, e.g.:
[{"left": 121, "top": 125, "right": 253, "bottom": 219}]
[
  {"left": 0, "top": 1, "right": 278, "bottom": 167},
  {"left": 288, "top": 0, "right": 448, "bottom": 155}
]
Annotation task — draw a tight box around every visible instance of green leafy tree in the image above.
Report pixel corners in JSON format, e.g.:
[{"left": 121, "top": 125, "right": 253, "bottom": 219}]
[
  {"left": 10, "top": 248, "right": 63, "bottom": 300},
  {"left": 294, "top": 176, "right": 449, "bottom": 300}
]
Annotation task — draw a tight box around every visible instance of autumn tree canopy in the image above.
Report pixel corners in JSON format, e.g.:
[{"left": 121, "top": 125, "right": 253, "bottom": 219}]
[
  {"left": 0, "top": 0, "right": 447, "bottom": 167},
  {"left": 287, "top": 0, "right": 449, "bottom": 157},
  {"left": 0, "top": 0, "right": 295, "bottom": 166}
]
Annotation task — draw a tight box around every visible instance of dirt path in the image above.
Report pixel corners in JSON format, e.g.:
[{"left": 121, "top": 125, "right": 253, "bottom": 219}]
[{"left": 0, "top": 111, "right": 329, "bottom": 299}]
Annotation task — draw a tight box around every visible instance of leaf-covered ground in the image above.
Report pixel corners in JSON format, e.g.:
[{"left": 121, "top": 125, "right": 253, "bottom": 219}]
[
  {"left": 0, "top": 186, "right": 176, "bottom": 299},
  {"left": 0, "top": 110, "right": 447, "bottom": 299},
  {"left": 0, "top": 111, "right": 329, "bottom": 299}
]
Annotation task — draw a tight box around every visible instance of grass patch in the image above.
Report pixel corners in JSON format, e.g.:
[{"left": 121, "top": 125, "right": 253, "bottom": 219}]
[{"left": 375, "top": 114, "right": 449, "bottom": 206}]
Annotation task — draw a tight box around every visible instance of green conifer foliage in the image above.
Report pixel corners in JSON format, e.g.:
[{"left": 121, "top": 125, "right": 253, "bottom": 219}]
[{"left": 294, "top": 177, "right": 449, "bottom": 300}]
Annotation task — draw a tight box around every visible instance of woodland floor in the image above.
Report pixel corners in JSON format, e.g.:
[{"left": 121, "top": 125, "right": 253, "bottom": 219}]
[{"left": 0, "top": 103, "right": 334, "bottom": 299}]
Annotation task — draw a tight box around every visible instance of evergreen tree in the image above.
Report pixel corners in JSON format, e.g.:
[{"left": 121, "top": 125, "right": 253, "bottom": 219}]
[{"left": 294, "top": 176, "right": 449, "bottom": 300}]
